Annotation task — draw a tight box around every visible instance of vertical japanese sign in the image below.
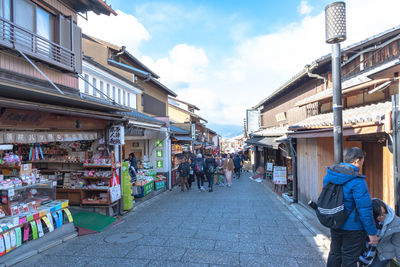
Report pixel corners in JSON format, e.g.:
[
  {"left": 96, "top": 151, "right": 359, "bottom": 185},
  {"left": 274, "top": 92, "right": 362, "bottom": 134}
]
[{"left": 108, "top": 125, "right": 125, "bottom": 145}]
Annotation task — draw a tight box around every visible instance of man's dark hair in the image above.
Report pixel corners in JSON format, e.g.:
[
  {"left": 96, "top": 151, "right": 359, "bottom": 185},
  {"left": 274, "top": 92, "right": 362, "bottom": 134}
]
[{"left": 343, "top": 147, "right": 365, "bottom": 163}]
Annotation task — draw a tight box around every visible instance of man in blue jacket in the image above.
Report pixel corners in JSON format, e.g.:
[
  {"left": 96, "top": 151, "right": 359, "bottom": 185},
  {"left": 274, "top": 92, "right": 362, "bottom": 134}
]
[{"left": 324, "top": 147, "right": 378, "bottom": 267}]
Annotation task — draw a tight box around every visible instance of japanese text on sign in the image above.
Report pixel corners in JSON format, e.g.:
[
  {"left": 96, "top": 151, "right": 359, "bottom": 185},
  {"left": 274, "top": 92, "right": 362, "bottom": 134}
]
[{"left": 108, "top": 126, "right": 125, "bottom": 145}]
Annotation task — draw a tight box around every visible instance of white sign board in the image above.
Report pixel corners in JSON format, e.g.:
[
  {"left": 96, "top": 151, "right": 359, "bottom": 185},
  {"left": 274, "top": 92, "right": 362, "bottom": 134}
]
[
  {"left": 266, "top": 163, "right": 274, "bottom": 172},
  {"left": 109, "top": 125, "right": 125, "bottom": 145},
  {"left": 246, "top": 109, "right": 260, "bottom": 133},
  {"left": 273, "top": 166, "right": 287, "bottom": 185}
]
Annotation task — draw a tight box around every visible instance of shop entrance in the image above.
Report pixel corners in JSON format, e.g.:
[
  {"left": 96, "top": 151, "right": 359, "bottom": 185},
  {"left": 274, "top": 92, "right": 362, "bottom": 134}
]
[{"left": 363, "top": 142, "right": 384, "bottom": 200}]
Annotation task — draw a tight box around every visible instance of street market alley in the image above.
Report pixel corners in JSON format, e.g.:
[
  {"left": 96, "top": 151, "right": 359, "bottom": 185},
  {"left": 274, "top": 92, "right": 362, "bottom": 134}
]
[{"left": 15, "top": 173, "right": 327, "bottom": 267}]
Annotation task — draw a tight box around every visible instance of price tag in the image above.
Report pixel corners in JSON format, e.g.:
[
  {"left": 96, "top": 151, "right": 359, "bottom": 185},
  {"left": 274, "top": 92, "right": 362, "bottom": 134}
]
[
  {"left": 36, "top": 219, "right": 44, "bottom": 238},
  {"left": 0, "top": 235, "right": 5, "bottom": 256},
  {"left": 9, "top": 230, "right": 16, "bottom": 249},
  {"left": 3, "top": 232, "right": 11, "bottom": 253},
  {"left": 15, "top": 227, "right": 21, "bottom": 247},
  {"left": 8, "top": 189, "right": 14, "bottom": 198},
  {"left": 64, "top": 208, "right": 73, "bottom": 223},
  {"left": 23, "top": 224, "right": 30, "bottom": 242},
  {"left": 42, "top": 216, "right": 54, "bottom": 232},
  {"left": 30, "top": 221, "right": 38, "bottom": 240}
]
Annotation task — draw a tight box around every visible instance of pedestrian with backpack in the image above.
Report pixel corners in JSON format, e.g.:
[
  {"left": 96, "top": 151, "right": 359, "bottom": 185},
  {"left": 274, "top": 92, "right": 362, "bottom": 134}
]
[
  {"left": 205, "top": 154, "right": 216, "bottom": 192},
  {"left": 178, "top": 157, "right": 190, "bottom": 192},
  {"left": 320, "top": 147, "right": 378, "bottom": 267},
  {"left": 194, "top": 153, "right": 206, "bottom": 192}
]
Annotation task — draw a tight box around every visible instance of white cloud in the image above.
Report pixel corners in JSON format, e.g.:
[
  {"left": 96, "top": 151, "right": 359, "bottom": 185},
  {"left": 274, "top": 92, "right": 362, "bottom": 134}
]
[
  {"left": 78, "top": 10, "right": 150, "bottom": 53},
  {"left": 298, "top": 1, "right": 313, "bottom": 15}
]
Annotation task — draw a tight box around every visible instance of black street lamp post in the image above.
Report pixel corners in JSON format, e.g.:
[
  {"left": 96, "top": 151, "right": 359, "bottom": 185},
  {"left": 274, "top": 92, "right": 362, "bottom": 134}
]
[{"left": 325, "top": 2, "right": 347, "bottom": 164}]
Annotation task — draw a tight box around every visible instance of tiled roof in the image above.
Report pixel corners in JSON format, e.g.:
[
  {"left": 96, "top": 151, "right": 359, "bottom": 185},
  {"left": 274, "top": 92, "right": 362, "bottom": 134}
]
[
  {"left": 290, "top": 101, "right": 391, "bottom": 129},
  {"left": 251, "top": 126, "right": 289, "bottom": 137},
  {"left": 246, "top": 136, "right": 279, "bottom": 149}
]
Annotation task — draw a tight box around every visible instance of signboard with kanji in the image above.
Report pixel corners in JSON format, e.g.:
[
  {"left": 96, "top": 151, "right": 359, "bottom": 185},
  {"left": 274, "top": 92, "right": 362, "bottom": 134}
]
[
  {"left": 108, "top": 125, "right": 125, "bottom": 145},
  {"left": 273, "top": 166, "right": 287, "bottom": 184}
]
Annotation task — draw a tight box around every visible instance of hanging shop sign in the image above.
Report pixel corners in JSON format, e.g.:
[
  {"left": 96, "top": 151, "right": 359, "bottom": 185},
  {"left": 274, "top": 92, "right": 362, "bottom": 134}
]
[
  {"left": 0, "top": 132, "right": 98, "bottom": 144},
  {"left": 108, "top": 125, "right": 125, "bottom": 145},
  {"left": 273, "top": 166, "right": 287, "bottom": 185}
]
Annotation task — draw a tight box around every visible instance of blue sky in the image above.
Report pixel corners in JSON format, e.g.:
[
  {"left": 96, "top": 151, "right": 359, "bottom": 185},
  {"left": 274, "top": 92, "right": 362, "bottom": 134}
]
[{"left": 81, "top": 0, "right": 400, "bottom": 137}]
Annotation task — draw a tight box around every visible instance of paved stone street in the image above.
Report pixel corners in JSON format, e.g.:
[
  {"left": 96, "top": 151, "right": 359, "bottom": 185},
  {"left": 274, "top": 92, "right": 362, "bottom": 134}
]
[{"left": 15, "top": 173, "right": 327, "bottom": 266}]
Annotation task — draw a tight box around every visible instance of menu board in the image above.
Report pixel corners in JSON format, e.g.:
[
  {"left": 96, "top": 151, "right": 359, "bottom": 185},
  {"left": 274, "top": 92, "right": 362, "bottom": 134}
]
[{"left": 273, "top": 166, "right": 287, "bottom": 185}]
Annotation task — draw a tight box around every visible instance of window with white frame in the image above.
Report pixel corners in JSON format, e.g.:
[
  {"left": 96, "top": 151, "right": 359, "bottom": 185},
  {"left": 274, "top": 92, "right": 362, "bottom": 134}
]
[
  {"left": 127, "top": 92, "right": 130, "bottom": 107},
  {"left": 112, "top": 86, "right": 116, "bottom": 101},
  {"left": 123, "top": 91, "right": 126, "bottom": 105},
  {"left": 106, "top": 84, "right": 110, "bottom": 98},
  {"left": 100, "top": 81, "right": 104, "bottom": 98},
  {"left": 84, "top": 74, "right": 89, "bottom": 94},
  {"left": 118, "top": 88, "right": 121, "bottom": 103},
  {"left": 92, "top": 77, "right": 97, "bottom": 97}
]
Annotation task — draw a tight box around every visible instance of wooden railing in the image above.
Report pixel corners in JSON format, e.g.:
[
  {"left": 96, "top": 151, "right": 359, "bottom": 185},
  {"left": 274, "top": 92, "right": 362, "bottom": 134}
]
[{"left": 0, "top": 17, "right": 75, "bottom": 72}]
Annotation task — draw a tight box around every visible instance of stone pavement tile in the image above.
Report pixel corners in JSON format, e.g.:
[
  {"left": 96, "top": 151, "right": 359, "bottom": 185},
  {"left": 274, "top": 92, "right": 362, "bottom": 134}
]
[
  {"left": 239, "top": 233, "right": 286, "bottom": 245},
  {"left": 147, "top": 260, "right": 209, "bottom": 267},
  {"left": 296, "top": 258, "right": 326, "bottom": 267},
  {"left": 167, "top": 237, "right": 215, "bottom": 250},
  {"left": 66, "top": 233, "right": 108, "bottom": 245},
  {"left": 84, "top": 257, "right": 149, "bottom": 267},
  {"left": 77, "top": 243, "right": 136, "bottom": 258},
  {"left": 155, "top": 228, "right": 198, "bottom": 238},
  {"left": 182, "top": 249, "right": 240, "bottom": 266},
  {"left": 264, "top": 243, "right": 323, "bottom": 260},
  {"left": 239, "top": 252, "right": 299, "bottom": 267},
  {"left": 41, "top": 243, "right": 89, "bottom": 256},
  {"left": 195, "top": 230, "right": 240, "bottom": 241},
  {"left": 181, "top": 222, "right": 220, "bottom": 231},
  {"left": 14, "top": 255, "right": 91, "bottom": 267},
  {"left": 239, "top": 225, "right": 261, "bottom": 234},
  {"left": 130, "top": 235, "right": 169, "bottom": 246},
  {"left": 219, "top": 224, "right": 240, "bottom": 233},
  {"left": 215, "top": 240, "right": 266, "bottom": 254},
  {"left": 125, "top": 245, "right": 186, "bottom": 261}
]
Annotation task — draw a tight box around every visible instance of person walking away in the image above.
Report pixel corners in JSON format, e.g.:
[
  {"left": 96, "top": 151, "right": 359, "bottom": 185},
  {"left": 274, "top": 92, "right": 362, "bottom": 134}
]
[
  {"left": 205, "top": 154, "right": 216, "bottom": 192},
  {"left": 233, "top": 154, "right": 241, "bottom": 179},
  {"left": 194, "top": 153, "right": 206, "bottom": 192},
  {"left": 359, "top": 198, "right": 400, "bottom": 267},
  {"left": 324, "top": 147, "right": 378, "bottom": 267},
  {"left": 188, "top": 158, "right": 194, "bottom": 189},
  {"left": 178, "top": 157, "right": 190, "bottom": 192},
  {"left": 223, "top": 154, "right": 234, "bottom": 187},
  {"left": 215, "top": 155, "right": 225, "bottom": 186},
  {"left": 128, "top": 153, "right": 138, "bottom": 180}
]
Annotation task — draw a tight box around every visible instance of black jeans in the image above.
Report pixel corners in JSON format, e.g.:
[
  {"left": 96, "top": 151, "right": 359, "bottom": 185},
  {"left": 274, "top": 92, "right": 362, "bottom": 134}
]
[
  {"left": 206, "top": 172, "right": 214, "bottom": 190},
  {"left": 327, "top": 228, "right": 366, "bottom": 267}
]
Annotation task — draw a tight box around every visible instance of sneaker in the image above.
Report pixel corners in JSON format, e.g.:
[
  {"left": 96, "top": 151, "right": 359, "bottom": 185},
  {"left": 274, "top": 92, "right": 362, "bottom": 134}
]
[
  {"left": 200, "top": 186, "right": 205, "bottom": 191},
  {"left": 198, "top": 189, "right": 202, "bottom": 192}
]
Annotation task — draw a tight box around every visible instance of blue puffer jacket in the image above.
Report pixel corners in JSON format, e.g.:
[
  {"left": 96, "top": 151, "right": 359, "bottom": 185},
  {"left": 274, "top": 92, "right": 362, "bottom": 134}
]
[{"left": 323, "top": 163, "right": 377, "bottom": 235}]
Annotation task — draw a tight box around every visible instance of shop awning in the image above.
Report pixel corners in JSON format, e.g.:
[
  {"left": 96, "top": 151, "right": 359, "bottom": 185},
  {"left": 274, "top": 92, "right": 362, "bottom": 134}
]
[
  {"left": 246, "top": 137, "right": 279, "bottom": 149},
  {"left": 123, "top": 110, "right": 165, "bottom": 127},
  {"left": 0, "top": 97, "right": 125, "bottom": 121},
  {"left": 173, "top": 136, "right": 193, "bottom": 142},
  {"left": 170, "top": 125, "right": 189, "bottom": 134}
]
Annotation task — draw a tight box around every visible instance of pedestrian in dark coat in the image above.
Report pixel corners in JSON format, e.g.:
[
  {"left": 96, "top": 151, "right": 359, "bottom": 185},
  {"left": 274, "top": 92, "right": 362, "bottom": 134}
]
[
  {"left": 204, "top": 154, "right": 216, "bottom": 192},
  {"left": 178, "top": 157, "right": 190, "bottom": 191}
]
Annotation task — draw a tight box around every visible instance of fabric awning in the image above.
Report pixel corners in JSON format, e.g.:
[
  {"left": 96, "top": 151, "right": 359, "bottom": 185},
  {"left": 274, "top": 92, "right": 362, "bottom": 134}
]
[
  {"left": 173, "top": 136, "right": 193, "bottom": 142},
  {"left": 170, "top": 125, "right": 189, "bottom": 134}
]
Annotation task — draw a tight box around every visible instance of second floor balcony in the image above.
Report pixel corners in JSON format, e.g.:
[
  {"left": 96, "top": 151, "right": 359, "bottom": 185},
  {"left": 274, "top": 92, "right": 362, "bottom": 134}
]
[{"left": 0, "top": 16, "right": 77, "bottom": 73}]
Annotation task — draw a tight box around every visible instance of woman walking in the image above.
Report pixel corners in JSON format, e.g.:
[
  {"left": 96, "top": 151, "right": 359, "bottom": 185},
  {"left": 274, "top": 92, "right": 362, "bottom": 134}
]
[{"left": 223, "top": 154, "right": 234, "bottom": 187}]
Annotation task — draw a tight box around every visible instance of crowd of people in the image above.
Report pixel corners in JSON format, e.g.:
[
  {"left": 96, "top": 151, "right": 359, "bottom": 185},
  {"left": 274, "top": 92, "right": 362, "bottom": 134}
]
[{"left": 177, "top": 152, "right": 246, "bottom": 193}]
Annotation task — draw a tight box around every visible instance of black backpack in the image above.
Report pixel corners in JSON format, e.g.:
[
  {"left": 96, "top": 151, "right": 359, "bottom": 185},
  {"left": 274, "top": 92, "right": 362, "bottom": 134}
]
[
  {"left": 316, "top": 181, "right": 355, "bottom": 229},
  {"left": 206, "top": 159, "right": 215, "bottom": 173}
]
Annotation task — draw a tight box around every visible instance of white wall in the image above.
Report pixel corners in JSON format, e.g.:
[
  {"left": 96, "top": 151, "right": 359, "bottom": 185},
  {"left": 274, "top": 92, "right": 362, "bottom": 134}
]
[{"left": 79, "top": 61, "right": 141, "bottom": 109}]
